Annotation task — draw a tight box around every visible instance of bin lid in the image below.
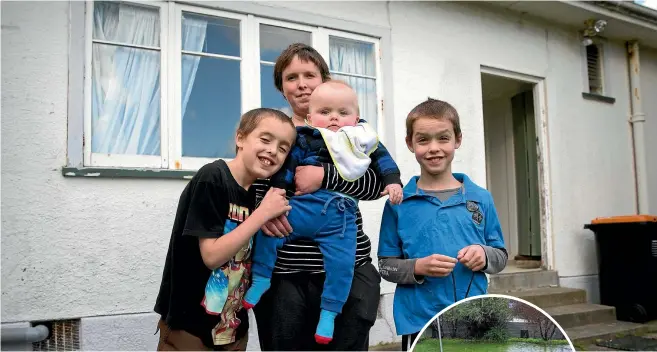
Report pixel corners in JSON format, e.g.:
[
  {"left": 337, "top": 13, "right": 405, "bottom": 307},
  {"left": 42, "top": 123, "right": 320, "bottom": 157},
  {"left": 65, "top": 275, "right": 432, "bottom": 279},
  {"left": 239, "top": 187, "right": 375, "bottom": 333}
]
[{"left": 590, "top": 215, "right": 657, "bottom": 224}]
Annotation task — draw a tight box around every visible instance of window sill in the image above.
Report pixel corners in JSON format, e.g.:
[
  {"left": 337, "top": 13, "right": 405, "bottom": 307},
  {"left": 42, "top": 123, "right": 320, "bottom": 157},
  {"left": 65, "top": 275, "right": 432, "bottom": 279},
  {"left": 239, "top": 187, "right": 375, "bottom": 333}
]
[
  {"left": 62, "top": 166, "right": 196, "bottom": 180},
  {"left": 582, "top": 92, "right": 616, "bottom": 104}
]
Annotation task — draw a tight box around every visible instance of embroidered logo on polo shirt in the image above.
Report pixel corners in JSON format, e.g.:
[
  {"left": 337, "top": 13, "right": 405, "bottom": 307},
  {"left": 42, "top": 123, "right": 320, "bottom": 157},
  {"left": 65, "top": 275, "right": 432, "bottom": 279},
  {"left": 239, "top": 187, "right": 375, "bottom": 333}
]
[
  {"left": 466, "top": 200, "right": 484, "bottom": 225},
  {"left": 472, "top": 210, "right": 484, "bottom": 225}
]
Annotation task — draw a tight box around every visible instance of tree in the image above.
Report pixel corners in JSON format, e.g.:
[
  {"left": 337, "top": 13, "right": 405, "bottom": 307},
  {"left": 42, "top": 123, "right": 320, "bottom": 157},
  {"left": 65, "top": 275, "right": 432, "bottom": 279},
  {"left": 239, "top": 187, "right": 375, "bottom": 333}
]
[
  {"left": 511, "top": 301, "right": 558, "bottom": 341},
  {"left": 439, "top": 297, "right": 512, "bottom": 340},
  {"left": 439, "top": 307, "right": 460, "bottom": 338},
  {"left": 430, "top": 318, "right": 442, "bottom": 338}
]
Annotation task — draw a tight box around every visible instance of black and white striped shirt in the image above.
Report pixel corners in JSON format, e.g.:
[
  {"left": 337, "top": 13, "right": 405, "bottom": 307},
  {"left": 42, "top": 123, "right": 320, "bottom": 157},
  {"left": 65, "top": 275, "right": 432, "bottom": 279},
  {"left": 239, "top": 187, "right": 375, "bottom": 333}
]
[{"left": 253, "top": 164, "right": 384, "bottom": 274}]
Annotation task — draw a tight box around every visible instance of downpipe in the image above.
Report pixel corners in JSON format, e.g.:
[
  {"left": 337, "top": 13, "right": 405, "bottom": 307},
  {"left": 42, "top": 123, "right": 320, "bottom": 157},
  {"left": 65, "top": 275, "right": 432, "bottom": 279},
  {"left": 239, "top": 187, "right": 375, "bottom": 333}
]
[
  {"left": 627, "top": 41, "right": 650, "bottom": 214},
  {"left": 1, "top": 325, "right": 49, "bottom": 344}
]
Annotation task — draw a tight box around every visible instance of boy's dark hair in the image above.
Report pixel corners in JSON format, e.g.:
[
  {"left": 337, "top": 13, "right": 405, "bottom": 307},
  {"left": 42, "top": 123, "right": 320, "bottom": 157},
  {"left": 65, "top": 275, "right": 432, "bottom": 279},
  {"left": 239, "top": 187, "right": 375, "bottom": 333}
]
[
  {"left": 236, "top": 108, "right": 296, "bottom": 153},
  {"left": 273, "top": 43, "right": 331, "bottom": 93},
  {"left": 406, "top": 98, "right": 462, "bottom": 140}
]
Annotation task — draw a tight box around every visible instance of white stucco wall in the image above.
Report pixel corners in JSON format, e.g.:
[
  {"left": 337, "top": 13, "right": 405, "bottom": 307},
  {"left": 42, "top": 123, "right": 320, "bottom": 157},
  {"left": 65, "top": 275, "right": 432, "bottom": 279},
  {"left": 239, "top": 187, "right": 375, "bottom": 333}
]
[
  {"left": 1, "top": 1, "right": 185, "bottom": 322},
  {"left": 2, "top": 0, "right": 652, "bottom": 348}
]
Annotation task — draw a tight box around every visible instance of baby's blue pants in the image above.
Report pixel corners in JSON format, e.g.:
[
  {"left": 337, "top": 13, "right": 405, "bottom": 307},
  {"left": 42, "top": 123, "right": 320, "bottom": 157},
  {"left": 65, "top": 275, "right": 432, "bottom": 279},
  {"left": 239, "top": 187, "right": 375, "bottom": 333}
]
[{"left": 251, "top": 189, "right": 357, "bottom": 313}]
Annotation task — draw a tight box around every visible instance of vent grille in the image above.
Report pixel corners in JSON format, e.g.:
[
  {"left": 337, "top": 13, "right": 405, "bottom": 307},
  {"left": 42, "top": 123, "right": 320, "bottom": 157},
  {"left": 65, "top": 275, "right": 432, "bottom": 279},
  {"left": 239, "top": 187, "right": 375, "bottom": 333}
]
[
  {"left": 586, "top": 44, "right": 604, "bottom": 95},
  {"left": 32, "top": 319, "right": 80, "bottom": 351}
]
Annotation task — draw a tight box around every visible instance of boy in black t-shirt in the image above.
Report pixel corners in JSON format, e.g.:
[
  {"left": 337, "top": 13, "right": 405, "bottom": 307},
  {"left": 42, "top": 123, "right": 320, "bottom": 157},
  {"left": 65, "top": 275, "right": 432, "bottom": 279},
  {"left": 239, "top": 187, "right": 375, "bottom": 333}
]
[{"left": 154, "top": 108, "right": 297, "bottom": 350}]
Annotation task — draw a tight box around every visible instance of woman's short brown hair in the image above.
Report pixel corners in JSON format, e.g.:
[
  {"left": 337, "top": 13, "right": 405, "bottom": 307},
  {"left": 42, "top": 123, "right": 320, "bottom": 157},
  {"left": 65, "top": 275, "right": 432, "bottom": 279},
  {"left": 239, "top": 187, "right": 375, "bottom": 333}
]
[{"left": 273, "top": 43, "right": 331, "bottom": 93}]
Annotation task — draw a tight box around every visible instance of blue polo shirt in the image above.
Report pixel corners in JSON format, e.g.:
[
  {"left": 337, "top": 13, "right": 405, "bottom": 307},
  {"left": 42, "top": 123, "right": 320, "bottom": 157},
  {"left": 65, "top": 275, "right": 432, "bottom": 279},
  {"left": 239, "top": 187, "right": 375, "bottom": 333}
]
[{"left": 377, "top": 173, "right": 505, "bottom": 335}]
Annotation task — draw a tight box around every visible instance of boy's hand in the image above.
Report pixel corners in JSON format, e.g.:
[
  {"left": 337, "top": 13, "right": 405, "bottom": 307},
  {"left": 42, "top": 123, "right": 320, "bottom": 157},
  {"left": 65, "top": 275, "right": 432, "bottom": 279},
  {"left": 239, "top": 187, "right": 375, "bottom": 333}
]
[
  {"left": 414, "top": 254, "right": 457, "bottom": 277},
  {"left": 457, "top": 245, "right": 486, "bottom": 271},
  {"left": 256, "top": 188, "right": 292, "bottom": 222},
  {"left": 382, "top": 184, "right": 403, "bottom": 204},
  {"left": 261, "top": 214, "right": 293, "bottom": 238}
]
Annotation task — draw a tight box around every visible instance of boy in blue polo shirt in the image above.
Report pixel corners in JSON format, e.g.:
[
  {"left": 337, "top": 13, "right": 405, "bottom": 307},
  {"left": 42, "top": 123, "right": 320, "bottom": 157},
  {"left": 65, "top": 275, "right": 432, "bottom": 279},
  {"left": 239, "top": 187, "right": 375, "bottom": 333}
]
[{"left": 377, "top": 98, "right": 508, "bottom": 351}]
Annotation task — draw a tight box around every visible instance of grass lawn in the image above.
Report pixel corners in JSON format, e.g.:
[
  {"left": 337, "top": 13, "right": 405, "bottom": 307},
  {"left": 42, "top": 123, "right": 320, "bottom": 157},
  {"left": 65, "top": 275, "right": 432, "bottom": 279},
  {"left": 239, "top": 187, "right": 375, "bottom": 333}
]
[
  {"left": 508, "top": 338, "right": 570, "bottom": 345},
  {"left": 413, "top": 338, "right": 572, "bottom": 352}
]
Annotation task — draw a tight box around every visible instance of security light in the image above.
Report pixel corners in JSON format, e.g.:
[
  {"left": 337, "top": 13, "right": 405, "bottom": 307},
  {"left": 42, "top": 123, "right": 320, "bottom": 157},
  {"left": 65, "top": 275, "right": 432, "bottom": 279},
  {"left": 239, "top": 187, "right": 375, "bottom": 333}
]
[
  {"left": 580, "top": 19, "right": 607, "bottom": 46},
  {"left": 593, "top": 19, "right": 607, "bottom": 33}
]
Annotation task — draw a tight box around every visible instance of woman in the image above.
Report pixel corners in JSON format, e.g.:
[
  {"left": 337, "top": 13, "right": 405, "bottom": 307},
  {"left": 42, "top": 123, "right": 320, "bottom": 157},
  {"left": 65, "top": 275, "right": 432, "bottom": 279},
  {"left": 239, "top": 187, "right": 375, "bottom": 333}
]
[{"left": 251, "top": 43, "right": 388, "bottom": 350}]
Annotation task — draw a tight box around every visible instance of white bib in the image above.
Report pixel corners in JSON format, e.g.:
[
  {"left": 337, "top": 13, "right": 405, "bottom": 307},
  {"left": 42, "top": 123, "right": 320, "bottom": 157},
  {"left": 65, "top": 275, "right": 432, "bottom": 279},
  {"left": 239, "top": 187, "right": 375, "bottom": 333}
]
[{"left": 316, "top": 122, "right": 379, "bottom": 182}]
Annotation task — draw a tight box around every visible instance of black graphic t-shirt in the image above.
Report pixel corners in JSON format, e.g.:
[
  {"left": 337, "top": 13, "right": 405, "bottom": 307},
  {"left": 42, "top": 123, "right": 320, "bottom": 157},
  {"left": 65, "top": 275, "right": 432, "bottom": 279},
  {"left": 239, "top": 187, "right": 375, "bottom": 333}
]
[{"left": 154, "top": 159, "right": 254, "bottom": 347}]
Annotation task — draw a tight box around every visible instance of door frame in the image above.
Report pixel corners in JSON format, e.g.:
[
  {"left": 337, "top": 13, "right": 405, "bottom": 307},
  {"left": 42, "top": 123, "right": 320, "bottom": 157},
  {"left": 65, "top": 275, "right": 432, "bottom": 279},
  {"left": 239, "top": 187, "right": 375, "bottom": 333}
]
[{"left": 480, "top": 65, "right": 554, "bottom": 270}]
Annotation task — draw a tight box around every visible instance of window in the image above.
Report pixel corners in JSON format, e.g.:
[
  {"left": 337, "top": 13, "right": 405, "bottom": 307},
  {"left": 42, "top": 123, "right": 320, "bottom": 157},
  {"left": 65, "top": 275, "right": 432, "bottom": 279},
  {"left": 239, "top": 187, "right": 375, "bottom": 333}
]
[
  {"left": 84, "top": 1, "right": 383, "bottom": 170},
  {"left": 258, "top": 22, "right": 312, "bottom": 118},
  {"left": 88, "top": 2, "right": 167, "bottom": 168},
  {"left": 585, "top": 43, "right": 604, "bottom": 95},
  {"left": 328, "top": 35, "right": 380, "bottom": 130}
]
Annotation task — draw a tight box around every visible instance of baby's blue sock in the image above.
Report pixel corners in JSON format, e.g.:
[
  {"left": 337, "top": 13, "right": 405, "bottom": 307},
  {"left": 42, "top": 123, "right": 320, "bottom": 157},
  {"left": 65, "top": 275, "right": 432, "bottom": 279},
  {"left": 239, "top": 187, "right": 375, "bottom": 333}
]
[
  {"left": 242, "top": 276, "right": 271, "bottom": 309},
  {"left": 315, "top": 309, "right": 338, "bottom": 344}
]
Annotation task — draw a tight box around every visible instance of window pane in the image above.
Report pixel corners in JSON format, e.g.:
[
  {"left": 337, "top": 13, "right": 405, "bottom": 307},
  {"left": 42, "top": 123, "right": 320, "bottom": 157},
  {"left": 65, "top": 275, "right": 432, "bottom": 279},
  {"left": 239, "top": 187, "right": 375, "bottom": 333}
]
[
  {"left": 93, "top": 2, "right": 160, "bottom": 47},
  {"left": 260, "top": 64, "right": 292, "bottom": 116},
  {"left": 182, "top": 12, "right": 240, "bottom": 57},
  {"left": 91, "top": 43, "right": 161, "bottom": 155},
  {"left": 182, "top": 55, "right": 241, "bottom": 159},
  {"left": 329, "top": 36, "right": 375, "bottom": 77},
  {"left": 259, "top": 24, "right": 311, "bottom": 62},
  {"left": 332, "top": 74, "right": 377, "bottom": 130}
]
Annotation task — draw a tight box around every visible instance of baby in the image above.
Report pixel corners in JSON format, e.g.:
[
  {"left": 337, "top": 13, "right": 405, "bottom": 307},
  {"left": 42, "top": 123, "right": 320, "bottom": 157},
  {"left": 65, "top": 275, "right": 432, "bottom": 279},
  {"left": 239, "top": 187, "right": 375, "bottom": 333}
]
[{"left": 243, "top": 80, "right": 402, "bottom": 344}]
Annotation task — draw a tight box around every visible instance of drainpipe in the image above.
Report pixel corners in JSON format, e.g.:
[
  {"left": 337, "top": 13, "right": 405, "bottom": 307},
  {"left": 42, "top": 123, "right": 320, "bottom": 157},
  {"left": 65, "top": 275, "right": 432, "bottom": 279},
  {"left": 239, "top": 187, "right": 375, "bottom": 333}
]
[
  {"left": 627, "top": 41, "right": 649, "bottom": 214},
  {"left": 1, "top": 325, "right": 49, "bottom": 344}
]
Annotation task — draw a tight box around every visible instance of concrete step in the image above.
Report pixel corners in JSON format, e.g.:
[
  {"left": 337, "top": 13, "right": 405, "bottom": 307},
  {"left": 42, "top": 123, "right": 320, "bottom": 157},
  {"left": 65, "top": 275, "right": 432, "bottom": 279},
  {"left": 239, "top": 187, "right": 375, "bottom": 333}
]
[
  {"left": 489, "top": 287, "right": 587, "bottom": 308},
  {"left": 545, "top": 303, "right": 616, "bottom": 329},
  {"left": 488, "top": 270, "right": 559, "bottom": 291},
  {"left": 567, "top": 321, "right": 654, "bottom": 347}
]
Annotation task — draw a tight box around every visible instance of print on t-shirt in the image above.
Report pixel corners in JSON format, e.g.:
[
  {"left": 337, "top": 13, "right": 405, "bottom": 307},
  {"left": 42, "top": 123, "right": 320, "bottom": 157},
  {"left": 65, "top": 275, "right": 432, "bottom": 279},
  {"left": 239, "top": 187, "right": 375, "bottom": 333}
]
[{"left": 201, "top": 203, "right": 252, "bottom": 345}]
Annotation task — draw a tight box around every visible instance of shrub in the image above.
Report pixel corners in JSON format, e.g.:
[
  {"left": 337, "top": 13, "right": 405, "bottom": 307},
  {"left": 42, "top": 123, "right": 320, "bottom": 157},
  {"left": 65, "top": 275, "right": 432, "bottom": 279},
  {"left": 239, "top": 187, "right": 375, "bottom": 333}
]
[{"left": 482, "top": 326, "right": 508, "bottom": 342}]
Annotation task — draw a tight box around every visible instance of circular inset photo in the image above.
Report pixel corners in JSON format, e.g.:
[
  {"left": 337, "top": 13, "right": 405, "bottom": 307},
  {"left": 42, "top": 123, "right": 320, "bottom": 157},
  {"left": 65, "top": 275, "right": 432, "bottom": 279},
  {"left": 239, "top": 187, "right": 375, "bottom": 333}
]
[{"left": 409, "top": 294, "right": 575, "bottom": 352}]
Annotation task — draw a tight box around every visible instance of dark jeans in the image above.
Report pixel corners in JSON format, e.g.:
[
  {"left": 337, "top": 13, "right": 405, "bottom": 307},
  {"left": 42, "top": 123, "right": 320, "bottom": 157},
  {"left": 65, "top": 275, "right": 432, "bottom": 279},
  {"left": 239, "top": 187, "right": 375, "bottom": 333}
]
[{"left": 253, "top": 262, "right": 381, "bottom": 351}]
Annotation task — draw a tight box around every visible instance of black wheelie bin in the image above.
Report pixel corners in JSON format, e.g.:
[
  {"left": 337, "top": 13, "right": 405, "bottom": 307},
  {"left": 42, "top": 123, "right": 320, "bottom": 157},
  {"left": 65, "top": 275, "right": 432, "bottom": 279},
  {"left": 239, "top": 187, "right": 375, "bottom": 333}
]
[{"left": 584, "top": 215, "right": 657, "bottom": 323}]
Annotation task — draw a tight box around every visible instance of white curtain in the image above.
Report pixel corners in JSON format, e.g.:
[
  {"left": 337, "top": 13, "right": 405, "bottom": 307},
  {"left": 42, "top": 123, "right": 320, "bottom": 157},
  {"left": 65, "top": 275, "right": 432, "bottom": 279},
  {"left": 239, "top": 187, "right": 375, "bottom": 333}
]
[
  {"left": 91, "top": 4, "right": 207, "bottom": 156},
  {"left": 329, "top": 38, "right": 378, "bottom": 130},
  {"left": 92, "top": 3, "right": 161, "bottom": 155},
  {"left": 181, "top": 15, "right": 208, "bottom": 121}
]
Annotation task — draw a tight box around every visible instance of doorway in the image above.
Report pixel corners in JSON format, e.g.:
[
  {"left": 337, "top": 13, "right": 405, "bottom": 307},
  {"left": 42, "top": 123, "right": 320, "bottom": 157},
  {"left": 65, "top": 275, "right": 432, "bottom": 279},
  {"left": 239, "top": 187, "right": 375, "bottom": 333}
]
[{"left": 481, "top": 72, "right": 544, "bottom": 265}]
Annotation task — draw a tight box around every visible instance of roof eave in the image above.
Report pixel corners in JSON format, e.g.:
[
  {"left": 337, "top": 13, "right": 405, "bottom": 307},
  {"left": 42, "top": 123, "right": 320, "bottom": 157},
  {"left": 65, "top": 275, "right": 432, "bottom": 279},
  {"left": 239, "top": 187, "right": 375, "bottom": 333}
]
[{"left": 592, "top": 1, "right": 657, "bottom": 25}]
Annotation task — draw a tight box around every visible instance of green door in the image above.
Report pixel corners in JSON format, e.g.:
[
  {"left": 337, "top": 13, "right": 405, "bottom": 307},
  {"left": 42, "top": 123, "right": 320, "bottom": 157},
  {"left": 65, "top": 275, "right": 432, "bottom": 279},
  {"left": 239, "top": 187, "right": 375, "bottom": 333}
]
[{"left": 511, "top": 91, "right": 542, "bottom": 258}]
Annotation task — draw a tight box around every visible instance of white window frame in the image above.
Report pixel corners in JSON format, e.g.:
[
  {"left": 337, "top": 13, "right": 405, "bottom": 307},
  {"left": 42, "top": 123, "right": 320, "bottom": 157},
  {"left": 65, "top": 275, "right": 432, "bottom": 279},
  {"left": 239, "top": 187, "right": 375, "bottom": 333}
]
[
  {"left": 172, "top": 5, "right": 249, "bottom": 171},
  {"left": 82, "top": 1, "right": 384, "bottom": 171},
  {"left": 84, "top": 0, "right": 170, "bottom": 169},
  {"left": 252, "top": 17, "right": 316, "bottom": 110},
  {"left": 323, "top": 29, "right": 384, "bottom": 138}
]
